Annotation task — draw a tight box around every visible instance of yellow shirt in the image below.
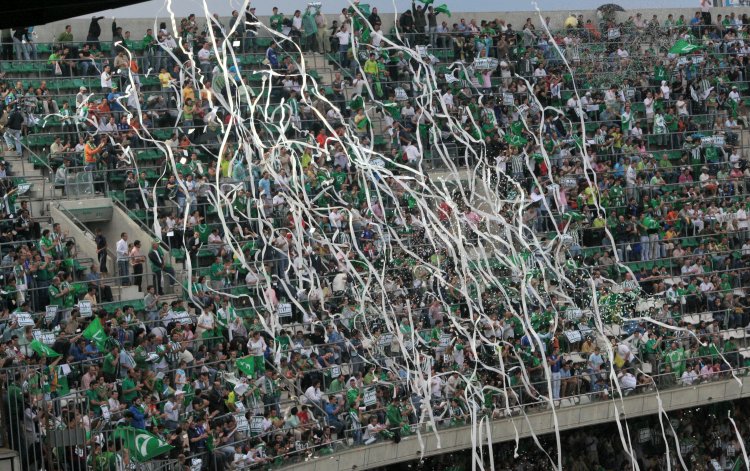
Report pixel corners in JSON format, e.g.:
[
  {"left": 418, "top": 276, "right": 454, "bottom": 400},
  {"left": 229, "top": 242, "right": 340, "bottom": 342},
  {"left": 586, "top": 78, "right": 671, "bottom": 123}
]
[
  {"left": 159, "top": 72, "right": 172, "bottom": 88},
  {"left": 182, "top": 86, "right": 195, "bottom": 102}
]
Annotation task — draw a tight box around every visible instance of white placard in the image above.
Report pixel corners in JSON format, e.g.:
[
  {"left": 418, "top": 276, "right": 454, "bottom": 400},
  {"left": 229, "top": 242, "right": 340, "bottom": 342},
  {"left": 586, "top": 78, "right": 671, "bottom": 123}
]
[
  {"left": 17, "top": 312, "right": 34, "bottom": 326},
  {"left": 78, "top": 301, "right": 93, "bottom": 318},
  {"left": 330, "top": 365, "right": 341, "bottom": 377},
  {"left": 561, "top": 176, "right": 578, "bottom": 188},
  {"left": 565, "top": 308, "right": 583, "bottom": 320},
  {"left": 444, "top": 74, "right": 459, "bottom": 84},
  {"left": 250, "top": 416, "right": 264, "bottom": 434},
  {"left": 473, "top": 58, "right": 499, "bottom": 70},
  {"left": 503, "top": 93, "right": 515, "bottom": 106},
  {"left": 439, "top": 334, "right": 452, "bottom": 347},
  {"left": 564, "top": 330, "right": 582, "bottom": 343},
  {"left": 277, "top": 303, "right": 292, "bottom": 318},
  {"left": 377, "top": 333, "right": 393, "bottom": 347},
  {"left": 577, "top": 323, "right": 593, "bottom": 336},
  {"left": 295, "top": 440, "right": 306, "bottom": 451},
  {"left": 101, "top": 405, "right": 111, "bottom": 422},
  {"left": 638, "top": 428, "right": 651, "bottom": 443},
  {"left": 235, "top": 414, "right": 249, "bottom": 432},
  {"left": 608, "top": 28, "right": 620, "bottom": 39},
  {"left": 363, "top": 387, "right": 377, "bottom": 406},
  {"left": 33, "top": 330, "right": 56, "bottom": 345},
  {"left": 172, "top": 310, "right": 193, "bottom": 324},
  {"left": 45, "top": 305, "right": 58, "bottom": 323}
]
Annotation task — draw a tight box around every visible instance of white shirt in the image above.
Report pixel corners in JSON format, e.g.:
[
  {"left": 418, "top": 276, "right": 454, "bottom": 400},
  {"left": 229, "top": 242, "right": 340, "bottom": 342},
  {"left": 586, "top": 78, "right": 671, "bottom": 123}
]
[
  {"left": 116, "top": 238, "right": 128, "bottom": 261},
  {"left": 292, "top": 15, "right": 303, "bottom": 30},
  {"left": 404, "top": 144, "right": 420, "bottom": 163},
  {"left": 329, "top": 210, "right": 343, "bottom": 229},
  {"left": 332, "top": 272, "right": 347, "bottom": 292},
  {"left": 304, "top": 385, "right": 322, "bottom": 403},
  {"left": 643, "top": 97, "right": 654, "bottom": 115},
  {"left": 620, "top": 373, "right": 637, "bottom": 390},
  {"left": 336, "top": 30, "right": 350, "bottom": 46},
  {"left": 441, "top": 92, "right": 454, "bottom": 109},
  {"left": 101, "top": 71, "right": 112, "bottom": 89},
  {"left": 681, "top": 369, "right": 698, "bottom": 385},
  {"left": 737, "top": 209, "right": 748, "bottom": 229},
  {"left": 247, "top": 336, "right": 266, "bottom": 356},
  {"left": 197, "top": 47, "right": 212, "bottom": 65}
]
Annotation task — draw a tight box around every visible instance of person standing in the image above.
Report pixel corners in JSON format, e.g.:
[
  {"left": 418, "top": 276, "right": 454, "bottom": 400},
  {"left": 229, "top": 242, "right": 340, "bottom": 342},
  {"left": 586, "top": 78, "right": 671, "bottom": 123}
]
[
  {"left": 3, "top": 106, "right": 23, "bottom": 155},
  {"left": 116, "top": 232, "right": 130, "bottom": 285},
  {"left": 130, "top": 240, "right": 145, "bottom": 291},
  {"left": 95, "top": 227, "right": 108, "bottom": 273},
  {"left": 315, "top": 10, "right": 329, "bottom": 53},
  {"left": 148, "top": 239, "right": 174, "bottom": 295},
  {"left": 86, "top": 16, "right": 104, "bottom": 48}
]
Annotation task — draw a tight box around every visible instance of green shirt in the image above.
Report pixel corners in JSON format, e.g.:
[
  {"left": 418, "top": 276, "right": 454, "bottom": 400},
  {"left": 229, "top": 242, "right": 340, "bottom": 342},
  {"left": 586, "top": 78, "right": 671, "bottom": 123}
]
[
  {"left": 270, "top": 13, "right": 284, "bottom": 31},
  {"left": 122, "top": 377, "right": 138, "bottom": 403},
  {"left": 102, "top": 352, "right": 118, "bottom": 375},
  {"left": 197, "top": 224, "right": 211, "bottom": 243},
  {"left": 48, "top": 284, "right": 63, "bottom": 307},
  {"left": 210, "top": 262, "right": 224, "bottom": 281}
]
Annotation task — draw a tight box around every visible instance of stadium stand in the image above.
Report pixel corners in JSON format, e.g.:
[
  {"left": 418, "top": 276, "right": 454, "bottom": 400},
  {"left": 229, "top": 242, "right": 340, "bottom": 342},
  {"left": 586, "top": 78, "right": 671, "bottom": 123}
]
[{"left": 2, "top": 4, "right": 750, "bottom": 471}]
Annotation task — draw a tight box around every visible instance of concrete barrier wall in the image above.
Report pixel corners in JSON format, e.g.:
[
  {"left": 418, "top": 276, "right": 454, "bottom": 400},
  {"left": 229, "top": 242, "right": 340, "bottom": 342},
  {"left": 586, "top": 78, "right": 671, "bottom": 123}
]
[
  {"left": 14, "top": 8, "right": 743, "bottom": 45},
  {"left": 50, "top": 200, "right": 110, "bottom": 273},
  {"left": 281, "top": 378, "right": 749, "bottom": 471}
]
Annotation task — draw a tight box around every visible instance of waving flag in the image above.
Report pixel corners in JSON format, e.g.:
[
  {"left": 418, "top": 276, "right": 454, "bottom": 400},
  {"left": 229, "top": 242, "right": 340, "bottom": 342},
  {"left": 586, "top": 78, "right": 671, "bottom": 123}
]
[
  {"left": 434, "top": 4, "right": 451, "bottom": 17},
  {"left": 82, "top": 317, "right": 108, "bottom": 351},
  {"left": 113, "top": 426, "right": 173, "bottom": 462},
  {"left": 236, "top": 356, "right": 256, "bottom": 377},
  {"left": 504, "top": 134, "right": 528, "bottom": 146},
  {"left": 29, "top": 339, "right": 60, "bottom": 357}
]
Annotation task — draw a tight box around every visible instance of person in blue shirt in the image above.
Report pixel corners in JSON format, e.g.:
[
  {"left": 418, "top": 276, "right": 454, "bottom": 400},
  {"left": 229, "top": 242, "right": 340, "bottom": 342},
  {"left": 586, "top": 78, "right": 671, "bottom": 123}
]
[
  {"left": 84, "top": 339, "right": 101, "bottom": 356},
  {"left": 265, "top": 42, "right": 279, "bottom": 68},
  {"left": 548, "top": 348, "right": 563, "bottom": 400},
  {"left": 257, "top": 171, "right": 271, "bottom": 197},
  {"left": 128, "top": 396, "right": 146, "bottom": 429},
  {"left": 69, "top": 338, "right": 88, "bottom": 363},
  {"left": 107, "top": 85, "right": 124, "bottom": 119},
  {"left": 324, "top": 395, "right": 344, "bottom": 434}
]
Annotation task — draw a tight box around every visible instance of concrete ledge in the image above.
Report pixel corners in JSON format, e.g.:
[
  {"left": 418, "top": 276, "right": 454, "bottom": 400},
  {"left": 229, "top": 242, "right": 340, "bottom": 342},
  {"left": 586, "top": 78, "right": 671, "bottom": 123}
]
[{"left": 283, "top": 378, "right": 748, "bottom": 471}]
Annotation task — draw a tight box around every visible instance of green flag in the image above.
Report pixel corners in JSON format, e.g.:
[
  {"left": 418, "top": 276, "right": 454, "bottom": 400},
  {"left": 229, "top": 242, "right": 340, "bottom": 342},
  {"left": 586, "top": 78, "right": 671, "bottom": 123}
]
[
  {"left": 82, "top": 317, "right": 108, "bottom": 351},
  {"left": 112, "top": 426, "right": 174, "bottom": 462},
  {"left": 236, "top": 356, "right": 255, "bottom": 377},
  {"left": 418, "top": 0, "right": 435, "bottom": 4},
  {"left": 669, "top": 39, "right": 701, "bottom": 55},
  {"left": 29, "top": 339, "right": 60, "bottom": 357},
  {"left": 504, "top": 134, "right": 527, "bottom": 146},
  {"left": 510, "top": 121, "right": 524, "bottom": 135},
  {"left": 361, "top": 27, "right": 371, "bottom": 43},
  {"left": 562, "top": 211, "right": 586, "bottom": 222},
  {"left": 434, "top": 4, "right": 451, "bottom": 17}
]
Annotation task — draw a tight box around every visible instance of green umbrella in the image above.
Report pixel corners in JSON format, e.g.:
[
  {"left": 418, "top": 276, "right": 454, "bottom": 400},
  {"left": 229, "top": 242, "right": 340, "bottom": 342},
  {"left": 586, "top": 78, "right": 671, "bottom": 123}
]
[{"left": 669, "top": 39, "right": 701, "bottom": 55}]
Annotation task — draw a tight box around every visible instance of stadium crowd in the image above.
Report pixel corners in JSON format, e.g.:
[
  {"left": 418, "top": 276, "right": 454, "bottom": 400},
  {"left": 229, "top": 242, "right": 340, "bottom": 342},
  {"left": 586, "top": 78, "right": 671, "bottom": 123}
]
[{"left": 1, "top": 2, "right": 750, "bottom": 470}]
